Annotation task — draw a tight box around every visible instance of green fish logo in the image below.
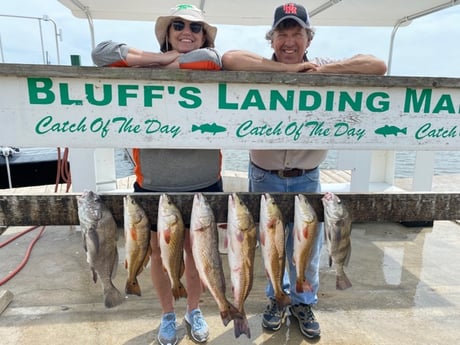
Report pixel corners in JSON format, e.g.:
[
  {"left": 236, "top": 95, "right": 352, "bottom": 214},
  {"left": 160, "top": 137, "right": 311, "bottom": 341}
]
[
  {"left": 375, "top": 125, "right": 407, "bottom": 137},
  {"left": 192, "top": 123, "right": 227, "bottom": 135}
]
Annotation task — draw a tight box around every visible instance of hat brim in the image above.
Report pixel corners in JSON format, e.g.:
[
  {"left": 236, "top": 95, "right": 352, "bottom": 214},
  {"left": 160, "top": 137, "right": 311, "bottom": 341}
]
[
  {"left": 272, "top": 15, "right": 310, "bottom": 29},
  {"left": 155, "top": 15, "right": 217, "bottom": 51}
]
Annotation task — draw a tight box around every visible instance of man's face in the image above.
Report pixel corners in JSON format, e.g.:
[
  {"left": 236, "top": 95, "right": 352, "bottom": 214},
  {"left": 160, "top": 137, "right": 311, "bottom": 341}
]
[{"left": 271, "top": 25, "right": 310, "bottom": 64}]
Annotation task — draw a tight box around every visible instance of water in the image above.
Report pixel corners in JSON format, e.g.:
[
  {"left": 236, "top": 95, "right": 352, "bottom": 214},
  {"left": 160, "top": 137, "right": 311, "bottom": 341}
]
[{"left": 115, "top": 149, "right": 460, "bottom": 179}]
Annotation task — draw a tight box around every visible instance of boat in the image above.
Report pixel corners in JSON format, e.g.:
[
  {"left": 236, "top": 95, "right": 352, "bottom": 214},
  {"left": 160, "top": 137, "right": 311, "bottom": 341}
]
[{"left": 0, "top": 147, "right": 70, "bottom": 189}]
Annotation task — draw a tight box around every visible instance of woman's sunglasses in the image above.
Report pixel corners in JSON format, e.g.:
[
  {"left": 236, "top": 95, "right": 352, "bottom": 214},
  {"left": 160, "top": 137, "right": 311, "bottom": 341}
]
[{"left": 171, "top": 20, "right": 203, "bottom": 34}]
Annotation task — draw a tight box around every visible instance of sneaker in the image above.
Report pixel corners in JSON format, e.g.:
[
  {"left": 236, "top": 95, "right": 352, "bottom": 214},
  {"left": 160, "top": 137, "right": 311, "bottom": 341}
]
[
  {"left": 289, "top": 303, "right": 321, "bottom": 338},
  {"left": 185, "top": 309, "right": 209, "bottom": 343},
  {"left": 261, "top": 298, "right": 286, "bottom": 331},
  {"left": 158, "top": 312, "right": 177, "bottom": 345}
]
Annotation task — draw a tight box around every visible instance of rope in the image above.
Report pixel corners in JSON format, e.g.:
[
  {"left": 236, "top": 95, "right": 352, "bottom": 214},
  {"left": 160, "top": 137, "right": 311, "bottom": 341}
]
[
  {"left": 0, "top": 226, "right": 46, "bottom": 286},
  {"left": 55, "top": 147, "right": 72, "bottom": 193}
]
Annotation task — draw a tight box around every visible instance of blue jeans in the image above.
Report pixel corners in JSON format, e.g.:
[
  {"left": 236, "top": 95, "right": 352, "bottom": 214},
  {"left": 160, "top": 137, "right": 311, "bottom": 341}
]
[{"left": 249, "top": 162, "right": 323, "bottom": 305}]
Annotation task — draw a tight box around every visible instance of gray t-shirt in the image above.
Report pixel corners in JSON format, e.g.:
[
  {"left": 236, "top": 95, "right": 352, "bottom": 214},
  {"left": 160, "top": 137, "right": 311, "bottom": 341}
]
[{"left": 92, "top": 41, "right": 221, "bottom": 191}]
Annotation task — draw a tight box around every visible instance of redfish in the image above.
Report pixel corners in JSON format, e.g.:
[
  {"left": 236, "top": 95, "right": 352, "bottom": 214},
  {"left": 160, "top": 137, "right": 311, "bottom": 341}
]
[
  {"left": 293, "top": 194, "right": 319, "bottom": 293},
  {"left": 157, "top": 193, "right": 187, "bottom": 300},
  {"left": 227, "top": 193, "right": 257, "bottom": 338},
  {"left": 190, "top": 193, "right": 242, "bottom": 326},
  {"left": 259, "top": 193, "right": 291, "bottom": 309},
  {"left": 123, "top": 195, "right": 151, "bottom": 296}
]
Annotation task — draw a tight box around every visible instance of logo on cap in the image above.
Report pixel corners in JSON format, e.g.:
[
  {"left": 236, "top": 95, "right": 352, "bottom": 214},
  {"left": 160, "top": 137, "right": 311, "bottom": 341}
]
[{"left": 283, "top": 3, "right": 298, "bottom": 15}]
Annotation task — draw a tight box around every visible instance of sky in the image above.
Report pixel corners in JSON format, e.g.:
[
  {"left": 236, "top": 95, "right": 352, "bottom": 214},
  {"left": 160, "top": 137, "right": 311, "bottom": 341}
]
[{"left": 0, "top": 1, "right": 459, "bottom": 78}]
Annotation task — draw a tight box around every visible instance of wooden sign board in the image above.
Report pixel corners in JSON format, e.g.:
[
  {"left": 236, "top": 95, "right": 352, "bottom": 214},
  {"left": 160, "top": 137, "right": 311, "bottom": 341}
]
[{"left": 1, "top": 64, "right": 459, "bottom": 150}]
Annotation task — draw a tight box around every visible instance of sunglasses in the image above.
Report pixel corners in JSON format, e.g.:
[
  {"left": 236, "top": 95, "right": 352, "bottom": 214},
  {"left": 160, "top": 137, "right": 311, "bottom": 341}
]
[{"left": 171, "top": 20, "right": 203, "bottom": 34}]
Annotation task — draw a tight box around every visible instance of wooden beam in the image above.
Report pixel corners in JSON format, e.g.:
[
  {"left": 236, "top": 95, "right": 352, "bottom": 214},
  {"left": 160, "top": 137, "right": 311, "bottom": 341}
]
[{"left": 1, "top": 192, "right": 459, "bottom": 227}]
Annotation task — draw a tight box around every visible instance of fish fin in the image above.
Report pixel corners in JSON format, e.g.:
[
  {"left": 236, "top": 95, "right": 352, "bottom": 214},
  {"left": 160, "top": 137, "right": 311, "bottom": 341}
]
[
  {"left": 260, "top": 231, "right": 265, "bottom": 247},
  {"left": 103, "top": 284, "right": 123, "bottom": 308},
  {"left": 233, "top": 315, "right": 251, "bottom": 339},
  {"left": 111, "top": 249, "right": 119, "bottom": 280},
  {"left": 296, "top": 277, "right": 313, "bottom": 293},
  {"left": 343, "top": 245, "right": 352, "bottom": 267},
  {"left": 172, "top": 282, "right": 188, "bottom": 300},
  {"left": 125, "top": 278, "right": 142, "bottom": 296},
  {"left": 129, "top": 227, "right": 137, "bottom": 241},
  {"left": 220, "top": 303, "right": 244, "bottom": 327},
  {"left": 163, "top": 228, "right": 171, "bottom": 244},
  {"left": 144, "top": 246, "right": 152, "bottom": 268},
  {"left": 88, "top": 231, "right": 100, "bottom": 255},
  {"left": 275, "top": 293, "right": 291, "bottom": 310},
  {"left": 91, "top": 268, "right": 98, "bottom": 283},
  {"left": 179, "top": 257, "right": 185, "bottom": 278},
  {"left": 336, "top": 273, "right": 352, "bottom": 290},
  {"left": 142, "top": 251, "right": 151, "bottom": 269},
  {"left": 302, "top": 226, "right": 309, "bottom": 239}
]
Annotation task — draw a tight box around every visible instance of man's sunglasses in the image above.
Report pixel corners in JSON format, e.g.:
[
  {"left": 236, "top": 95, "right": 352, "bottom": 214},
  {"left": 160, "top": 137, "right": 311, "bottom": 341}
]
[{"left": 171, "top": 20, "right": 203, "bottom": 34}]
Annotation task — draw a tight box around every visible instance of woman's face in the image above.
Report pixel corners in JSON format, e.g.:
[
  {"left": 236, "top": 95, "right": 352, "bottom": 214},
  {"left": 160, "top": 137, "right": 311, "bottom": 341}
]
[{"left": 167, "top": 19, "right": 206, "bottom": 53}]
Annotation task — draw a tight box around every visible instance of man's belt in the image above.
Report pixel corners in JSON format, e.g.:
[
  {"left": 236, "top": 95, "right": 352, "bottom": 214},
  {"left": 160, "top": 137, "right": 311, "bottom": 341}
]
[{"left": 251, "top": 162, "right": 318, "bottom": 178}]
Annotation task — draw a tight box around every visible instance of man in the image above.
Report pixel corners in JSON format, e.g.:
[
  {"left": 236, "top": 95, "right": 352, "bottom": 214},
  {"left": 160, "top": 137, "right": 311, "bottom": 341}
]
[
  {"left": 92, "top": 4, "right": 222, "bottom": 345},
  {"left": 222, "top": 2, "right": 387, "bottom": 339}
]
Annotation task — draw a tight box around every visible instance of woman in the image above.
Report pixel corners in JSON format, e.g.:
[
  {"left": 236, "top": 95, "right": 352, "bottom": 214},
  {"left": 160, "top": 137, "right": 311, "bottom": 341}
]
[{"left": 92, "top": 4, "right": 222, "bottom": 345}]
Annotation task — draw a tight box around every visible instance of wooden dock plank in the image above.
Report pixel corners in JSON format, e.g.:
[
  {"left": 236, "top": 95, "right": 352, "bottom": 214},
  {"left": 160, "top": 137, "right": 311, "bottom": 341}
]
[{"left": 1, "top": 192, "right": 460, "bottom": 227}]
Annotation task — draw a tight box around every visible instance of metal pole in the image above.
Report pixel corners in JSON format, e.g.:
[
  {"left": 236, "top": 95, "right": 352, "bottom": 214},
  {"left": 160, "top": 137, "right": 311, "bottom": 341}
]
[
  {"left": 42, "top": 15, "right": 61, "bottom": 65},
  {"left": 0, "top": 33, "right": 4, "bottom": 63},
  {"left": 0, "top": 14, "right": 61, "bottom": 65}
]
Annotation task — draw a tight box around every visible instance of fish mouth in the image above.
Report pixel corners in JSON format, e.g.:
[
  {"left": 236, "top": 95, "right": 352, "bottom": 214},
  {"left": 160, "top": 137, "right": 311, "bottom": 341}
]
[{"left": 322, "top": 192, "right": 334, "bottom": 201}]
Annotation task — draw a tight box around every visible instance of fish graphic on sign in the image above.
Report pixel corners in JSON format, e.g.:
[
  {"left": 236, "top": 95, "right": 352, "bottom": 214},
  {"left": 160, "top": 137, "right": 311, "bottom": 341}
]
[
  {"left": 374, "top": 125, "right": 407, "bottom": 137},
  {"left": 192, "top": 122, "right": 227, "bottom": 135}
]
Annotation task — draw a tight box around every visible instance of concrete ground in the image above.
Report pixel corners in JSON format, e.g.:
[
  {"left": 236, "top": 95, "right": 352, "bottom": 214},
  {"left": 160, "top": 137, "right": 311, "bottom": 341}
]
[{"left": 1, "top": 220, "right": 460, "bottom": 345}]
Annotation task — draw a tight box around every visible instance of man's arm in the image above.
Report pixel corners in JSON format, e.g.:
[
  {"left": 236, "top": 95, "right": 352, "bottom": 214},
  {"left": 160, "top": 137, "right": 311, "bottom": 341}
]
[
  {"left": 315, "top": 54, "right": 387, "bottom": 75},
  {"left": 222, "top": 50, "right": 317, "bottom": 72}
]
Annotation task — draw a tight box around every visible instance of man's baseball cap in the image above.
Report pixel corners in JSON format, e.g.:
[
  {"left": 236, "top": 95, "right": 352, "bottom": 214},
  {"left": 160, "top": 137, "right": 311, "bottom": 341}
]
[{"left": 272, "top": 3, "right": 311, "bottom": 29}]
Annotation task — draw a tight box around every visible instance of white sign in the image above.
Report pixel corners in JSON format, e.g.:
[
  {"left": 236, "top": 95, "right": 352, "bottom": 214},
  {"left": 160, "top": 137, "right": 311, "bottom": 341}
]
[{"left": 1, "top": 74, "right": 460, "bottom": 150}]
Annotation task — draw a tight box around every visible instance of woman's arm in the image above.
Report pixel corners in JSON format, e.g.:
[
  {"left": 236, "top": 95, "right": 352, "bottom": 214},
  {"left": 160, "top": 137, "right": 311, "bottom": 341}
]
[{"left": 91, "top": 40, "right": 180, "bottom": 68}]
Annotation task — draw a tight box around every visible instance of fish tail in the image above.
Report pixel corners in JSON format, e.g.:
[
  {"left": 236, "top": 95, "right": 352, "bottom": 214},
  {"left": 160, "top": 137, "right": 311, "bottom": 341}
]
[
  {"left": 401, "top": 127, "right": 408, "bottom": 135},
  {"left": 336, "top": 272, "right": 352, "bottom": 290},
  {"left": 191, "top": 125, "right": 199, "bottom": 132},
  {"left": 104, "top": 285, "right": 123, "bottom": 308},
  {"left": 125, "top": 278, "right": 142, "bottom": 296},
  {"left": 220, "top": 303, "right": 244, "bottom": 327},
  {"left": 172, "top": 282, "right": 188, "bottom": 300},
  {"left": 233, "top": 315, "right": 251, "bottom": 338}
]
